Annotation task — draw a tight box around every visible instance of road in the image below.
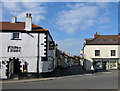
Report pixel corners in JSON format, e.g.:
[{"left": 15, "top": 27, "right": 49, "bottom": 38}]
[{"left": 2, "top": 67, "right": 118, "bottom": 89}]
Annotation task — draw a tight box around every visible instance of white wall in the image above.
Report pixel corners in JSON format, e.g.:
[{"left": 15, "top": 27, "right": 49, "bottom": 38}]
[{"left": 0, "top": 32, "right": 51, "bottom": 79}]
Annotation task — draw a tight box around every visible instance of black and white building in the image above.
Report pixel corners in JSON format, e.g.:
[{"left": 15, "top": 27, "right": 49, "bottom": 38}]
[{"left": 0, "top": 13, "right": 56, "bottom": 79}]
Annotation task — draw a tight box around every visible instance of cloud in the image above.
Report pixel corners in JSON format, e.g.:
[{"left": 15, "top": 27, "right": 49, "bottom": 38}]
[
  {"left": 98, "top": 25, "right": 110, "bottom": 29},
  {"left": 96, "top": 2, "right": 108, "bottom": 9},
  {"left": 56, "top": 3, "right": 111, "bottom": 34},
  {"left": 56, "top": 38, "right": 83, "bottom": 55},
  {"left": 0, "top": 3, "right": 2, "bottom": 20},
  {"left": 96, "top": 17, "right": 111, "bottom": 24},
  {"left": 2, "top": 2, "right": 47, "bottom": 23},
  {"left": 2, "top": 2, "right": 22, "bottom": 11}
]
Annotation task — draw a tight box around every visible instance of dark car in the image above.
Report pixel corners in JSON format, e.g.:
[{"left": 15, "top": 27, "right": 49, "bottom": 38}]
[{"left": 61, "top": 63, "right": 69, "bottom": 69}]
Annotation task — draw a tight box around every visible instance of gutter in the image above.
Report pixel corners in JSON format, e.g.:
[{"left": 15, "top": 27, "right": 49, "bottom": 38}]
[{"left": 37, "top": 33, "right": 40, "bottom": 78}]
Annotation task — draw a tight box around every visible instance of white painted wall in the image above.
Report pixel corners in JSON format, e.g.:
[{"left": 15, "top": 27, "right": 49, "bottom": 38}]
[
  {"left": 0, "top": 32, "right": 55, "bottom": 79},
  {"left": 84, "top": 45, "right": 119, "bottom": 70}
]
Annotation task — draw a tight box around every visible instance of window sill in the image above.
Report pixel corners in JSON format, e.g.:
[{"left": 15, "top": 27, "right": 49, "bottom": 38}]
[{"left": 11, "top": 38, "right": 21, "bottom": 40}]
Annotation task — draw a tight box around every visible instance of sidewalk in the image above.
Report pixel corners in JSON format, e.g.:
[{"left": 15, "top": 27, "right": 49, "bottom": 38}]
[{"left": 0, "top": 77, "right": 58, "bottom": 84}]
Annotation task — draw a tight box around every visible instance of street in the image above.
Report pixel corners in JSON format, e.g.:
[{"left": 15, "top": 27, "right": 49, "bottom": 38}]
[{"left": 2, "top": 67, "right": 118, "bottom": 89}]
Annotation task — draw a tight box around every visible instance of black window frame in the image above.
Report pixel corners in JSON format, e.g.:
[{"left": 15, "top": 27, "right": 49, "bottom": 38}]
[
  {"left": 49, "top": 41, "right": 55, "bottom": 50},
  {"left": 97, "top": 39, "right": 101, "bottom": 42},
  {"left": 95, "top": 50, "right": 100, "bottom": 56},
  {"left": 11, "top": 32, "right": 21, "bottom": 40},
  {"left": 111, "top": 50, "right": 116, "bottom": 56}
]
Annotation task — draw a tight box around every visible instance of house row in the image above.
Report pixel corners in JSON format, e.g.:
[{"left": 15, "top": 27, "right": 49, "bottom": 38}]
[
  {"left": 81, "top": 32, "right": 120, "bottom": 71},
  {"left": 0, "top": 13, "right": 81, "bottom": 79},
  {"left": 55, "top": 49, "right": 81, "bottom": 68}
]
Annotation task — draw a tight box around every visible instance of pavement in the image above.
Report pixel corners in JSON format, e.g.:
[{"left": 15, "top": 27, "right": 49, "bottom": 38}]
[{"left": 0, "top": 77, "right": 58, "bottom": 84}]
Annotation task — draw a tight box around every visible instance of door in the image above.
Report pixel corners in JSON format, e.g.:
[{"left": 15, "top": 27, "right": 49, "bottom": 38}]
[
  {"left": 7, "top": 58, "right": 20, "bottom": 79},
  {"left": 102, "top": 62, "right": 106, "bottom": 70}
]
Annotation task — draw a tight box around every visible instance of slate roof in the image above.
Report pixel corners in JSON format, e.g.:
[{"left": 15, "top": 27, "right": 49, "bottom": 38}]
[{"left": 85, "top": 33, "right": 120, "bottom": 45}]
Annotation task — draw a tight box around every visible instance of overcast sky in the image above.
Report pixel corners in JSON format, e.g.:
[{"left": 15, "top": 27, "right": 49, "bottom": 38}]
[{"left": 1, "top": 2, "right": 118, "bottom": 55}]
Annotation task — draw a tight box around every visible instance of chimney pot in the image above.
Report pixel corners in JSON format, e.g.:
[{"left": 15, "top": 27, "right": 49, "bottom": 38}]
[
  {"left": 26, "top": 13, "right": 28, "bottom": 17},
  {"left": 25, "top": 13, "right": 32, "bottom": 31},
  {"left": 94, "top": 32, "right": 99, "bottom": 38},
  {"left": 29, "top": 13, "right": 31, "bottom": 17},
  {"left": 11, "top": 16, "right": 17, "bottom": 23}
]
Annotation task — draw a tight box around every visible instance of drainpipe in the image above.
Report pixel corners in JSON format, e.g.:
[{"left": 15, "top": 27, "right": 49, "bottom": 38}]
[{"left": 37, "top": 33, "right": 40, "bottom": 78}]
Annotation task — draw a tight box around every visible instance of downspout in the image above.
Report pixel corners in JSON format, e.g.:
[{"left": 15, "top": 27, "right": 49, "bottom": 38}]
[{"left": 37, "top": 33, "right": 40, "bottom": 78}]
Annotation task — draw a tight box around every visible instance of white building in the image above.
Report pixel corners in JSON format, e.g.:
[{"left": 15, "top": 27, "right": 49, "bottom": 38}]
[
  {"left": 0, "top": 13, "right": 56, "bottom": 79},
  {"left": 83, "top": 32, "right": 120, "bottom": 71}
]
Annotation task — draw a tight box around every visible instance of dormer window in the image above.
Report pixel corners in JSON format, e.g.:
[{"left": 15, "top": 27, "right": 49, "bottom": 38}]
[
  {"left": 103, "top": 39, "right": 106, "bottom": 41},
  {"left": 12, "top": 32, "right": 21, "bottom": 40},
  {"left": 97, "top": 39, "right": 101, "bottom": 42},
  {"left": 109, "top": 39, "right": 112, "bottom": 41},
  {"left": 114, "top": 39, "right": 117, "bottom": 42}
]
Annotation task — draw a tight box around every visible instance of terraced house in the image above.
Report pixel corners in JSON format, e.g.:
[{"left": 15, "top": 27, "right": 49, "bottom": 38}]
[
  {"left": 0, "top": 13, "right": 56, "bottom": 79},
  {"left": 83, "top": 32, "right": 120, "bottom": 71}
]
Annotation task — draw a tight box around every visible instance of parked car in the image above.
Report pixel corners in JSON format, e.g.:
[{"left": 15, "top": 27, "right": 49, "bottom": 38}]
[{"left": 61, "top": 63, "right": 69, "bottom": 69}]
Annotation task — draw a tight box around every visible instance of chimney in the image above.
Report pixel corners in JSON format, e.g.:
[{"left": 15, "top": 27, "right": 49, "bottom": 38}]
[
  {"left": 11, "top": 16, "right": 17, "bottom": 23},
  {"left": 94, "top": 32, "right": 99, "bottom": 38},
  {"left": 25, "top": 13, "right": 32, "bottom": 31}
]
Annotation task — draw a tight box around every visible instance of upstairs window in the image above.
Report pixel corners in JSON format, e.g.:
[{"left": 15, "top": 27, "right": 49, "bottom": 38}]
[
  {"left": 114, "top": 39, "right": 118, "bottom": 42},
  {"left": 103, "top": 39, "right": 106, "bottom": 41},
  {"left": 49, "top": 41, "right": 55, "bottom": 50},
  {"left": 97, "top": 39, "right": 101, "bottom": 42},
  {"left": 12, "top": 33, "right": 21, "bottom": 40},
  {"left": 95, "top": 50, "right": 100, "bottom": 56},
  {"left": 111, "top": 50, "right": 116, "bottom": 56},
  {"left": 109, "top": 39, "right": 112, "bottom": 42}
]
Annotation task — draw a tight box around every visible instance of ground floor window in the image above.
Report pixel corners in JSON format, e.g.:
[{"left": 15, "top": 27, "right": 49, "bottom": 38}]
[
  {"left": 48, "top": 58, "right": 54, "bottom": 70},
  {"left": 94, "top": 59, "right": 118, "bottom": 70},
  {"left": 109, "top": 60, "right": 117, "bottom": 69},
  {"left": 23, "top": 62, "right": 28, "bottom": 73}
]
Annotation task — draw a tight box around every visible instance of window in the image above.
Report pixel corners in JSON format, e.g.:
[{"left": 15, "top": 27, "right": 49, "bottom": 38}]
[
  {"left": 103, "top": 39, "right": 106, "bottom": 41},
  {"left": 95, "top": 50, "right": 100, "bottom": 56},
  {"left": 41, "top": 57, "right": 47, "bottom": 61},
  {"left": 109, "top": 39, "right": 112, "bottom": 41},
  {"left": 23, "top": 62, "right": 28, "bottom": 72},
  {"left": 0, "top": 62, "right": 1, "bottom": 69},
  {"left": 111, "top": 50, "right": 115, "bottom": 56},
  {"left": 8, "top": 46, "right": 21, "bottom": 52},
  {"left": 114, "top": 39, "right": 117, "bottom": 42},
  {"left": 97, "top": 39, "right": 101, "bottom": 42},
  {"left": 12, "top": 33, "right": 21, "bottom": 40},
  {"left": 49, "top": 41, "right": 55, "bottom": 50}
]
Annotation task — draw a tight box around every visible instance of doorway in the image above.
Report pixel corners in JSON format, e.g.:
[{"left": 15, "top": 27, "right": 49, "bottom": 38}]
[
  {"left": 102, "top": 61, "right": 106, "bottom": 70},
  {"left": 7, "top": 58, "right": 21, "bottom": 79}
]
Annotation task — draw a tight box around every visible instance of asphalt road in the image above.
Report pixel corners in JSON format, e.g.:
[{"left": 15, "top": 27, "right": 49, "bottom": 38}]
[{"left": 2, "top": 69, "right": 118, "bottom": 89}]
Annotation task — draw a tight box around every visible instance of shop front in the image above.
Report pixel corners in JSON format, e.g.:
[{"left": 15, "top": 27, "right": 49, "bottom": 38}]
[{"left": 93, "top": 58, "right": 118, "bottom": 70}]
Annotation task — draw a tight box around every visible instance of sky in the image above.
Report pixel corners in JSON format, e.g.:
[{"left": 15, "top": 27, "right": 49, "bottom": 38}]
[{"left": 1, "top": 2, "right": 118, "bottom": 56}]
